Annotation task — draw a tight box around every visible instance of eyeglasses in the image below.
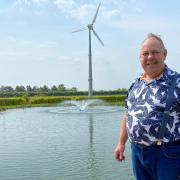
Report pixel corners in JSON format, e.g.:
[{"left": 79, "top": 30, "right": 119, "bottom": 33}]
[{"left": 141, "top": 50, "right": 161, "bottom": 57}]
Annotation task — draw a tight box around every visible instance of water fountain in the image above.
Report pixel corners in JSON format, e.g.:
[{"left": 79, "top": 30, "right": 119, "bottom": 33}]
[
  {"left": 63, "top": 99, "right": 103, "bottom": 111},
  {"left": 49, "top": 99, "right": 123, "bottom": 114}
]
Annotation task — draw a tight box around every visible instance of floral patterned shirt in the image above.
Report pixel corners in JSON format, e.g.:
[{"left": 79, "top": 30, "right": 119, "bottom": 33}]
[{"left": 126, "top": 66, "right": 180, "bottom": 146}]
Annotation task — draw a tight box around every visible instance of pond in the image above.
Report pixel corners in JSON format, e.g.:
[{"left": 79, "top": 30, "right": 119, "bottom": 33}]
[{"left": 0, "top": 106, "right": 134, "bottom": 180}]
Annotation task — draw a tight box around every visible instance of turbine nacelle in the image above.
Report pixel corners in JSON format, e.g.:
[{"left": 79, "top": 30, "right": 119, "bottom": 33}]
[{"left": 87, "top": 24, "right": 93, "bottom": 30}]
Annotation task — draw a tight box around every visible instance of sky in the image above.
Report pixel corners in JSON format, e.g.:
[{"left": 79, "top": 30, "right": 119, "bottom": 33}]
[{"left": 0, "top": 0, "right": 180, "bottom": 91}]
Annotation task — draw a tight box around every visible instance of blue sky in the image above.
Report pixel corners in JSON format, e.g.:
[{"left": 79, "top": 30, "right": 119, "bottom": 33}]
[{"left": 0, "top": 0, "right": 180, "bottom": 90}]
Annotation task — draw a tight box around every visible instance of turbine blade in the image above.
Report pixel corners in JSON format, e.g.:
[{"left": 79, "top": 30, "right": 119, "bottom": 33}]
[
  {"left": 93, "top": 29, "right": 104, "bottom": 46},
  {"left": 92, "top": 3, "right": 101, "bottom": 25},
  {"left": 72, "top": 27, "right": 88, "bottom": 33}
]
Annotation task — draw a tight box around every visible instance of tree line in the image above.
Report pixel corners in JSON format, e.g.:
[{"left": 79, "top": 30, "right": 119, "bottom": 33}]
[
  {"left": 0, "top": 84, "right": 76, "bottom": 92},
  {"left": 0, "top": 84, "right": 127, "bottom": 97}
]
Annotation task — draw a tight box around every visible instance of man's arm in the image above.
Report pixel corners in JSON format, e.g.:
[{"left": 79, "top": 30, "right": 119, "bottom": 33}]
[{"left": 114, "top": 112, "right": 128, "bottom": 162}]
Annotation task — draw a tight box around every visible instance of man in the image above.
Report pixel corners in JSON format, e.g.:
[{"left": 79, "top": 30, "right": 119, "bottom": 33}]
[{"left": 114, "top": 33, "right": 180, "bottom": 180}]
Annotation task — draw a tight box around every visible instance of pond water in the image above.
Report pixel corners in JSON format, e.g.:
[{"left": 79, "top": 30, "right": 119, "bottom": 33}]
[{"left": 0, "top": 106, "right": 134, "bottom": 180}]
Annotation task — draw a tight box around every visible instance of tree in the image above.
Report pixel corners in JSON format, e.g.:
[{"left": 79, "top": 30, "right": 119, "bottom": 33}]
[
  {"left": 32, "top": 86, "right": 39, "bottom": 92},
  {"left": 15, "top": 85, "right": 26, "bottom": 92},
  {"left": 26, "top": 85, "right": 33, "bottom": 91},
  {"left": 70, "top": 87, "right": 78, "bottom": 92},
  {"left": 51, "top": 85, "right": 57, "bottom": 91},
  {"left": 40, "top": 85, "right": 50, "bottom": 92},
  {"left": 57, "top": 84, "right": 66, "bottom": 91},
  {"left": 0, "top": 85, "right": 14, "bottom": 92}
]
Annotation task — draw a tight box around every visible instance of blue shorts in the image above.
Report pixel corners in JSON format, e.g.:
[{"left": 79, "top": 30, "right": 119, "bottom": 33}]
[{"left": 131, "top": 142, "right": 180, "bottom": 180}]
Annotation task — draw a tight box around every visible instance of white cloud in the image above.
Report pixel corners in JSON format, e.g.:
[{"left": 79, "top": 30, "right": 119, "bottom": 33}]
[
  {"left": 53, "top": 1, "right": 124, "bottom": 24},
  {"left": 52, "top": 0, "right": 144, "bottom": 24},
  {"left": 54, "top": 1, "right": 98, "bottom": 21},
  {"left": 36, "top": 41, "right": 57, "bottom": 48},
  {"left": 12, "top": 0, "right": 143, "bottom": 23},
  {"left": 13, "top": 0, "right": 49, "bottom": 7},
  {"left": 101, "top": 7, "right": 121, "bottom": 21},
  {"left": 53, "top": 0, "right": 74, "bottom": 7},
  {"left": 110, "top": 18, "right": 180, "bottom": 32},
  {"left": 13, "top": 0, "right": 31, "bottom": 6},
  {"left": 32, "top": 0, "right": 49, "bottom": 3},
  {"left": 135, "top": 7, "right": 142, "bottom": 13}
]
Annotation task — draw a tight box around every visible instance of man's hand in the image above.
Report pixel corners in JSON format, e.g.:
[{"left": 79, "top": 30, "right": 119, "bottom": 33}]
[
  {"left": 114, "top": 144, "right": 125, "bottom": 162},
  {"left": 114, "top": 112, "right": 127, "bottom": 162}
]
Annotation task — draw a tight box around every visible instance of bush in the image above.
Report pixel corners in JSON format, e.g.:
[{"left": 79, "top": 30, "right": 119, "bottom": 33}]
[
  {"left": 0, "top": 97, "right": 26, "bottom": 106},
  {"left": 30, "top": 96, "right": 72, "bottom": 104},
  {"left": 94, "top": 95, "right": 126, "bottom": 102}
]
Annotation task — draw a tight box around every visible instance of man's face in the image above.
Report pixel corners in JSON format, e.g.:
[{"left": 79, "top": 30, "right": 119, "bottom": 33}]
[{"left": 139, "top": 37, "right": 167, "bottom": 76}]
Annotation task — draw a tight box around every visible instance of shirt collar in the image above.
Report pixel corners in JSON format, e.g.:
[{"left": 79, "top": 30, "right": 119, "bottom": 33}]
[{"left": 140, "top": 65, "right": 168, "bottom": 81}]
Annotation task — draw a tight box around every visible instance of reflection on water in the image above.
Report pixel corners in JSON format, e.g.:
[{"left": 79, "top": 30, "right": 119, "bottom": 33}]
[
  {"left": 0, "top": 107, "right": 134, "bottom": 180},
  {"left": 88, "top": 115, "right": 96, "bottom": 179},
  {"left": 89, "top": 115, "right": 94, "bottom": 149}
]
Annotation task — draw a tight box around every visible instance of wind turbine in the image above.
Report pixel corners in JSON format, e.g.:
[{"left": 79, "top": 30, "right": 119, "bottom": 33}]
[{"left": 72, "top": 3, "right": 104, "bottom": 96}]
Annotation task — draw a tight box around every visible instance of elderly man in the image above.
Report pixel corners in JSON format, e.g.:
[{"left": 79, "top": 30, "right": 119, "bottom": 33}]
[{"left": 114, "top": 33, "right": 180, "bottom": 180}]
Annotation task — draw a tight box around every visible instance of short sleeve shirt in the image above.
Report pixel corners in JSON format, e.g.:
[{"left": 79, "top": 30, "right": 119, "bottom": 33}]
[{"left": 126, "top": 66, "right": 180, "bottom": 146}]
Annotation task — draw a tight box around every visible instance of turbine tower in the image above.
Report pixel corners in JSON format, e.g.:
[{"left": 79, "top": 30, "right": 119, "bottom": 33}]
[{"left": 72, "top": 3, "right": 104, "bottom": 96}]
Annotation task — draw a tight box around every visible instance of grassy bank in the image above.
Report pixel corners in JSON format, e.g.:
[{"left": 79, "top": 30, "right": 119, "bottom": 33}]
[{"left": 0, "top": 95, "right": 126, "bottom": 111}]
